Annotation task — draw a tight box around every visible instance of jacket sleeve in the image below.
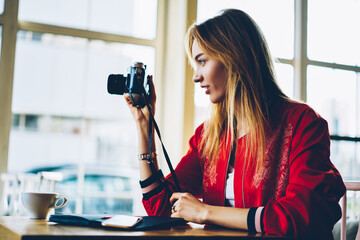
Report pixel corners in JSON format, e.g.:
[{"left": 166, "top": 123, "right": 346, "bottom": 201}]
[
  {"left": 142, "top": 124, "right": 204, "bottom": 217},
  {"left": 261, "top": 108, "right": 346, "bottom": 238}
]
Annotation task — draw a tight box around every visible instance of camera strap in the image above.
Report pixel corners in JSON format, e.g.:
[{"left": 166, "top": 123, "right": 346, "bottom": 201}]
[
  {"left": 147, "top": 113, "right": 175, "bottom": 195},
  {"left": 140, "top": 77, "right": 182, "bottom": 193}
]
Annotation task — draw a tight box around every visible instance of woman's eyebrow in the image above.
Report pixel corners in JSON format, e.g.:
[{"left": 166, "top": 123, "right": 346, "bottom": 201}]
[{"left": 194, "top": 53, "right": 204, "bottom": 61}]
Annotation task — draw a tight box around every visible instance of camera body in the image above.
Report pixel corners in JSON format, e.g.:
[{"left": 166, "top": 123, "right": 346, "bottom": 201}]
[{"left": 107, "top": 62, "right": 149, "bottom": 108}]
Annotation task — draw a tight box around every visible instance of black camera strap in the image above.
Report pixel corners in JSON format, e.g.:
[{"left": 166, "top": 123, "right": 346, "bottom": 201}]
[
  {"left": 145, "top": 117, "right": 173, "bottom": 195},
  {"left": 139, "top": 77, "right": 182, "bottom": 193}
]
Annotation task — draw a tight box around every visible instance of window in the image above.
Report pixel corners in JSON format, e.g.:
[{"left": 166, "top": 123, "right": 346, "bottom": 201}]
[
  {"left": 195, "top": 0, "right": 360, "bottom": 182},
  {"left": 307, "top": 0, "right": 360, "bottom": 181},
  {"left": 0, "top": 25, "right": 2, "bottom": 62},
  {"left": 307, "top": 0, "right": 360, "bottom": 66},
  {"left": 3, "top": 0, "right": 159, "bottom": 216},
  {"left": 307, "top": 66, "right": 359, "bottom": 180},
  {"left": 18, "top": 0, "right": 157, "bottom": 39},
  {"left": 10, "top": 31, "right": 155, "bottom": 174},
  {"left": 0, "top": 0, "right": 4, "bottom": 14}
]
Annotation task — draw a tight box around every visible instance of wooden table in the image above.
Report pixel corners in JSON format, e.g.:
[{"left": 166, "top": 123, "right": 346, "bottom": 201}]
[{"left": 0, "top": 216, "right": 291, "bottom": 240}]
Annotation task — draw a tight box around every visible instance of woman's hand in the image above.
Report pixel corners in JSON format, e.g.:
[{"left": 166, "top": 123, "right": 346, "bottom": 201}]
[
  {"left": 170, "top": 192, "right": 250, "bottom": 230},
  {"left": 124, "top": 75, "right": 156, "bottom": 127},
  {"left": 126, "top": 76, "right": 158, "bottom": 179},
  {"left": 170, "top": 192, "right": 209, "bottom": 224}
]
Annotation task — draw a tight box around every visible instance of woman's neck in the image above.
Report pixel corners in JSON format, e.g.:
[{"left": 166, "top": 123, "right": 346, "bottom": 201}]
[{"left": 237, "top": 121, "right": 248, "bottom": 139}]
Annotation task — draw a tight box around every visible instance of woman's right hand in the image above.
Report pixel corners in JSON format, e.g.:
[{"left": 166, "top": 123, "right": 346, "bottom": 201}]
[{"left": 124, "top": 75, "right": 156, "bottom": 129}]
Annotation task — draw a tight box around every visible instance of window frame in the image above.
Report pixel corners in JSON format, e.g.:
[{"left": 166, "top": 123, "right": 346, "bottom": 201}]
[
  {"left": 0, "top": 0, "right": 168, "bottom": 214},
  {"left": 290, "top": 0, "right": 360, "bottom": 148}
]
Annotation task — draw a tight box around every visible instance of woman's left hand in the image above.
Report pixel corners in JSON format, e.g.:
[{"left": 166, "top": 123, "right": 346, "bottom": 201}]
[{"left": 170, "top": 192, "right": 208, "bottom": 224}]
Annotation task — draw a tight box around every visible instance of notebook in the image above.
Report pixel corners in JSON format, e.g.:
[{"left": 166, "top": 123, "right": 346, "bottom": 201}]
[{"left": 49, "top": 214, "right": 187, "bottom": 231}]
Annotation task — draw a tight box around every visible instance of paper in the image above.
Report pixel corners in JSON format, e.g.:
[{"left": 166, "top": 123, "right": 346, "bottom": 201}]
[{"left": 101, "top": 215, "right": 143, "bottom": 228}]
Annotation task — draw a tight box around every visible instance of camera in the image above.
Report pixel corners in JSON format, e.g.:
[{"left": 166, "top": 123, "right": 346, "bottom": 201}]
[{"left": 107, "top": 62, "right": 150, "bottom": 108}]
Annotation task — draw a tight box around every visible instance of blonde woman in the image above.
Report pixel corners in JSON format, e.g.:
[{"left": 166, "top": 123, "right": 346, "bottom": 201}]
[{"left": 125, "top": 9, "right": 345, "bottom": 239}]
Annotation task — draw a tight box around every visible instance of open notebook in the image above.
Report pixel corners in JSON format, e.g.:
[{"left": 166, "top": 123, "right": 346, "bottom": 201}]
[{"left": 49, "top": 214, "right": 187, "bottom": 231}]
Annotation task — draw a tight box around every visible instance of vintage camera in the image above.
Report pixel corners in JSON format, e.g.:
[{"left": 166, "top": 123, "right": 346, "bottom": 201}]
[{"left": 107, "top": 62, "right": 150, "bottom": 108}]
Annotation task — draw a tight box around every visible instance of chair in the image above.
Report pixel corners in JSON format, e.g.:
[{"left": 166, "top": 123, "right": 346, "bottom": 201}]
[
  {"left": 0, "top": 173, "right": 40, "bottom": 216},
  {"left": 0, "top": 171, "right": 63, "bottom": 216},
  {"left": 0, "top": 174, "right": 19, "bottom": 216},
  {"left": 340, "top": 181, "right": 360, "bottom": 240},
  {"left": 38, "top": 171, "right": 63, "bottom": 192}
]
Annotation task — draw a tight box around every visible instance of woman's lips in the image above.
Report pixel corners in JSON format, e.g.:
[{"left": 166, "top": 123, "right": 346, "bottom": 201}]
[{"left": 201, "top": 85, "right": 210, "bottom": 94}]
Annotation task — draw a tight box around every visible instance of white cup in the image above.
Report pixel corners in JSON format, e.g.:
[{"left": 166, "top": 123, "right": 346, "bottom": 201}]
[{"left": 21, "top": 192, "right": 67, "bottom": 219}]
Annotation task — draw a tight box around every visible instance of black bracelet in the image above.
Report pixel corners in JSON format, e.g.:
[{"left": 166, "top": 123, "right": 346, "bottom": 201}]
[{"left": 139, "top": 170, "right": 164, "bottom": 188}]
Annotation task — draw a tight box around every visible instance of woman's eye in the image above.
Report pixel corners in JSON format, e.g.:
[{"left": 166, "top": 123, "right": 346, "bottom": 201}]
[{"left": 198, "top": 60, "right": 205, "bottom": 65}]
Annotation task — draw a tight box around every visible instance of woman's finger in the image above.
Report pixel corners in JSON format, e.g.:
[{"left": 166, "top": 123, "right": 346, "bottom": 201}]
[
  {"left": 169, "top": 192, "right": 181, "bottom": 204},
  {"left": 148, "top": 75, "right": 155, "bottom": 96},
  {"left": 148, "top": 75, "right": 156, "bottom": 107},
  {"left": 124, "top": 94, "right": 133, "bottom": 106}
]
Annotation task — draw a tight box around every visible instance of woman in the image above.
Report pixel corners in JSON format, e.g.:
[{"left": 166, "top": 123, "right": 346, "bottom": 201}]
[{"left": 125, "top": 9, "right": 345, "bottom": 239}]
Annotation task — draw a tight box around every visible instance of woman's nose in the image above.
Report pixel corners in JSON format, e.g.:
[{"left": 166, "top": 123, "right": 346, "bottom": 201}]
[{"left": 193, "top": 72, "right": 202, "bottom": 83}]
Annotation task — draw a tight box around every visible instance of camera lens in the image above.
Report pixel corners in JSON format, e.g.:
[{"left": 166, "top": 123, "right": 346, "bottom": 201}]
[{"left": 107, "top": 74, "right": 127, "bottom": 95}]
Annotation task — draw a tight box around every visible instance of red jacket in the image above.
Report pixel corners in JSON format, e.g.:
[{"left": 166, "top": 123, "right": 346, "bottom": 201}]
[{"left": 142, "top": 98, "right": 345, "bottom": 239}]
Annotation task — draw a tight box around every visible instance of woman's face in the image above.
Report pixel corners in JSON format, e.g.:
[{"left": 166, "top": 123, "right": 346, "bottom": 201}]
[{"left": 192, "top": 40, "right": 227, "bottom": 104}]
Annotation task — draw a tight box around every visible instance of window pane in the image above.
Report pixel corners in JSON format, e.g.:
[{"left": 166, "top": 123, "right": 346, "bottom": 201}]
[
  {"left": 331, "top": 141, "right": 360, "bottom": 181},
  {"left": 12, "top": 31, "right": 154, "bottom": 118},
  {"left": 307, "top": 66, "right": 358, "bottom": 137},
  {"left": 82, "top": 197, "right": 133, "bottom": 215},
  {"left": 85, "top": 40, "right": 155, "bottom": 119},
  {"left": 308, "top": 67, "right": 360, "bottom": 181},
  {"left": 9, "top": 30, "right": 155, "bottom": 174},
  {"left": 18, "top": 0, "right": 158, "bottom": 39},
  {"left": 51, "top": 165, "right": 140, "bottom": 215},
  {"left": 0, "top": 0, "right": 3, "bottom": 14},
  {"left": 274, "top": 62, "right": 294, "bottom": 99},
  {"left": 12, "top": 31, "right": 88, "bottom": 116},
  {"left": 197, "top": 0, "right": 294, "bottom": 59},
  {"left": 308, "top": 0, "right": 360, "bottom": 65},
  {"left": 0, "top": 25, "right": 2, "bottom": 65}
]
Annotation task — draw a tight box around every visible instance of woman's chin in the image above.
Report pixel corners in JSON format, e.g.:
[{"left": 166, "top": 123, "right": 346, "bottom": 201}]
[{"left": 209, "top": 95, "right": 225, "bottom": 104}]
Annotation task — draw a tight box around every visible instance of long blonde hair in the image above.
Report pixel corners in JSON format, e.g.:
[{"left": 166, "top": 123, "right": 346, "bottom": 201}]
[{"left": 185, "top": 9, "right": 287, "bottom": 172}]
